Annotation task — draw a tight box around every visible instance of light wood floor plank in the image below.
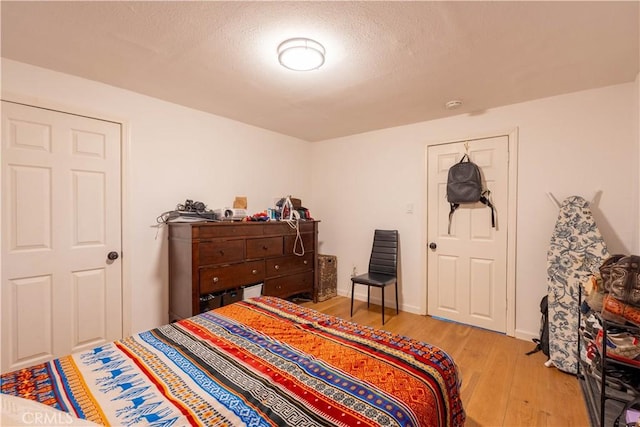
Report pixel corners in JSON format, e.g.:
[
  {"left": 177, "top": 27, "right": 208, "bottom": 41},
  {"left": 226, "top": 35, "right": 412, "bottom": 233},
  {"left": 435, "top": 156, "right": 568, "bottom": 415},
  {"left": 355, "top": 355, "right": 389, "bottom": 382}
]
[{"left": 302, "top": 296, "right": 589, "bottom": 426}]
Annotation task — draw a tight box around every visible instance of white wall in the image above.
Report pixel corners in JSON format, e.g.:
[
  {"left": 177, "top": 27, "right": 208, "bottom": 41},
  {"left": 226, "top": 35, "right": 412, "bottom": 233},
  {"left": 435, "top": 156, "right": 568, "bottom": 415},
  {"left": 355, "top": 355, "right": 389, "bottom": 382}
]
[
  {"left": 310, "top": 82, "right": 639, "bottom": 340},
  {"left": 1, "top": 59, "right": 312, "bottom": 334},
  {"left": 2, "top": 58, "right": 638, "bottom": 342}
]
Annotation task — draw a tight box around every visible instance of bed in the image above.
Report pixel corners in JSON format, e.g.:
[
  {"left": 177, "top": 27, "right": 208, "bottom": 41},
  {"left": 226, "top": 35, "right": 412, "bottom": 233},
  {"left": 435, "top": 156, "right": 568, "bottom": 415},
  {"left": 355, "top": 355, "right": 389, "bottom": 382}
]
[{"left": 1, "top": 296, "right": 465, "bottom": 426}]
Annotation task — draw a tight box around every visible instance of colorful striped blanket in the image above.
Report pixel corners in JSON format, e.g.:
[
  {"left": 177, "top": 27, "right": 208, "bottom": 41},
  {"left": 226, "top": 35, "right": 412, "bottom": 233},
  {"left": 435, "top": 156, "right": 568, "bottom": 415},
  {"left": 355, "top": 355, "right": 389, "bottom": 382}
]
[{"left": 1, "top": 297, "right": 465, "bottom": 426}]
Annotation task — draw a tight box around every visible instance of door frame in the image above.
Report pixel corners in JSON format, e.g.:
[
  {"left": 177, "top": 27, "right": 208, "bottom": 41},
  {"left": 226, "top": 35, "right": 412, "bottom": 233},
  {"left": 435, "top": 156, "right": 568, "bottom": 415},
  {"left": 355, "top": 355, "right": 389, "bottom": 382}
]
[
  {"left": 423, "top": 128, "right": 518, "bottom": 337},
  {"left": 1, "top": 92, "right": 132, "bottom": 338}
]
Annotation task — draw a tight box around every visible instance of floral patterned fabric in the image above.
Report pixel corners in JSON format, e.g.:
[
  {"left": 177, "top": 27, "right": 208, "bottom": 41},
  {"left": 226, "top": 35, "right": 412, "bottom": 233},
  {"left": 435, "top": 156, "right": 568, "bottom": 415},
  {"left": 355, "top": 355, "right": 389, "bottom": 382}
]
[{"left": 547, "top": 196, "right": 609, "bottom": 373}]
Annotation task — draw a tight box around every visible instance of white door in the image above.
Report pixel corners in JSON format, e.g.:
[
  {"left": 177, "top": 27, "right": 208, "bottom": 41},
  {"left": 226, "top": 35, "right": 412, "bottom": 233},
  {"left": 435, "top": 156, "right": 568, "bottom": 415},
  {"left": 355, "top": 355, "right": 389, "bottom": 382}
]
[
  {"left": 1, "top": 101, "right": 123, "bottom": 373},
  {"left": 427, "top": 136, "right": 509, "bottom": 333}
]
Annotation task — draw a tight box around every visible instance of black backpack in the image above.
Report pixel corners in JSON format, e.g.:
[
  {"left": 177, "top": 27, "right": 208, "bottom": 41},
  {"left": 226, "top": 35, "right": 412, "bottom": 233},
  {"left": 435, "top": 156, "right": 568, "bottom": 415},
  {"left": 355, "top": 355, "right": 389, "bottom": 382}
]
[
  {"left": 525, "top": 295, "right": 549, "bottom": 356},
  {"left": 446, "top": 154, "right": 495, "bottom": 234}
]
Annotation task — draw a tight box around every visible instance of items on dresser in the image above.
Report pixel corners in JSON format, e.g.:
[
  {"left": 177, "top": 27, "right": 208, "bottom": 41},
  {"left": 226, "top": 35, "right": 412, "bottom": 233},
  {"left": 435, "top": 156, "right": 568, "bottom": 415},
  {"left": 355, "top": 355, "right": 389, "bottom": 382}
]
[
  {"left": 275, "top": 196, "right": 312, "bottom": 221},
  {"left": 168, "top": 221, "right": 319, "bottom": 321},
  {"left": 213, "top": 208, "right": 248, "bottom": 221},
  {"left": 157, "top": 199, "right": 218, "bottom": 223}
]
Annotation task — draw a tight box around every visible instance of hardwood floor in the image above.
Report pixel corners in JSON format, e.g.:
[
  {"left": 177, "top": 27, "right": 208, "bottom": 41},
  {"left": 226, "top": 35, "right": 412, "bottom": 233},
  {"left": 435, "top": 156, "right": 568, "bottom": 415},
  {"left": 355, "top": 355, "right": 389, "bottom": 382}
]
[{"left": 301, "top": 296, "right": 589, "bottom": 427}]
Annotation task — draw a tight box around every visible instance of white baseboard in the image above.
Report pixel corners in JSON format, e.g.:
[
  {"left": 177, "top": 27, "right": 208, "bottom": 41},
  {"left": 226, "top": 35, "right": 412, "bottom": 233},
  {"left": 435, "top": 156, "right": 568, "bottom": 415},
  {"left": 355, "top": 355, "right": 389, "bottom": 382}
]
[
  {"left": 515, "top": 328, "right": 538, "bottom": 343},
  {"left": 337, "top": 290, "right": 539, "bottom": 343}
]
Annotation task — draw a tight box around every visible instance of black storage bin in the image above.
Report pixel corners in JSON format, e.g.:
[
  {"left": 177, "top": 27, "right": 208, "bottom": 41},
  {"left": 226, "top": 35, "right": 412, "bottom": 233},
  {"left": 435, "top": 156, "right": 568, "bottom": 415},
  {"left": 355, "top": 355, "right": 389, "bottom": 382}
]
[
  {"left": 199, "top": 292, "right": 223, "bottom": 313},
  {"left": 223, "top": 288, "right": 243, "bottom": 306}
]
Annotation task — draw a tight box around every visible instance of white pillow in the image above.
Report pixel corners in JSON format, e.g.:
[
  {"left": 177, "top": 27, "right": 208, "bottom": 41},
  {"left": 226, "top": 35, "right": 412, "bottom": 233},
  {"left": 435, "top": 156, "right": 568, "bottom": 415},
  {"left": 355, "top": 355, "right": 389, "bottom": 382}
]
[{"left": 1, "top": 394, "right": 99, "bottom": 426}]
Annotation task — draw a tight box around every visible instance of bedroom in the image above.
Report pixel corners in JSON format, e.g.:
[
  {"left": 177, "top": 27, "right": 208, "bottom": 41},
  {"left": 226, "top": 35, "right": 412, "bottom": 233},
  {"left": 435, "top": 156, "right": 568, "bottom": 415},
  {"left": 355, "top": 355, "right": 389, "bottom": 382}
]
[{"left": 1, "top": 1, "right": 639, "bottom": 426}]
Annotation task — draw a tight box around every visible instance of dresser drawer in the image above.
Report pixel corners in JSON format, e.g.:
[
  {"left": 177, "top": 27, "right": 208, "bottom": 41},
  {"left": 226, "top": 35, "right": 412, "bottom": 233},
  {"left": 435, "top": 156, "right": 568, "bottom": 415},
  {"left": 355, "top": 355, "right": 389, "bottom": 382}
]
[
  {"left": 263, "top": 271, "right": 313, "bottom": 298},
  {"left": 284, "top": 233, "right": 314, "bottom": 255},
  {"left": 199, "top": 239, "right": 244, "bottom": 265},
  {"left": 197, "top": 224, "right": 263, "bottom": 239},
  {"left": 266, "top": 221, "right": 315, "bottom": 236},
  {"left": 266, "top": 223, "right": 298, "bottom": 236},
  {"left": 246, "top": 236, "right": 283, "bottom": 259},
  {"left": 200, "top": 261, "right": 264, "bottom": 294},
  {"left": 266, "top": 253, "right": 314, "bottom": 276}
]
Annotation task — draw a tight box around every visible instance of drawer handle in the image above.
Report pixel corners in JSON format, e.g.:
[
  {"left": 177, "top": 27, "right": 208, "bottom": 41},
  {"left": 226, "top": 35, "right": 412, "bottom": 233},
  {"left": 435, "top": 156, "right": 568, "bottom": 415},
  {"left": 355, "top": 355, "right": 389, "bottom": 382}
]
[
  {"left": 252, "top": 269, "right": 257, "bottom": 274},
  {"left": 213, "top": 277, "right": 219, "bottom": 283},
  {"left": 262, "top": 245, "right": 268, "bottom": 250},
  {"left": 219, "top": 250, "right": 225, "bottom": 256},
  {"left": 303, "top": 260, "right": 308, "bottom": 265},
  {"left": 274, "top": 265, "right": 280, "bottom": 270}
]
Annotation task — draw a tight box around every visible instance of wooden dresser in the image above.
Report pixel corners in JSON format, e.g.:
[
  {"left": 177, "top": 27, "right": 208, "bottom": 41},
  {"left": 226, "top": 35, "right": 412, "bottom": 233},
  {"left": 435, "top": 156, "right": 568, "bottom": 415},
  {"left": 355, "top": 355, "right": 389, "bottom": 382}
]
[{"left": 168, "top": 221, "right": 318, "bottom": 321}]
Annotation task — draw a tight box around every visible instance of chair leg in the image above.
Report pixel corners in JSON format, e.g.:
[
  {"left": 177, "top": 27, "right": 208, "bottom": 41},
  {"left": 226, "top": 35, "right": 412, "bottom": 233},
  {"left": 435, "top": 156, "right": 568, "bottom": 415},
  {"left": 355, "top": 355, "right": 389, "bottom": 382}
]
[
  {"left": 382, "top": 287, "right": 385, "bottom": 325},
  {"left": 367, "top": 286, "right": 370, "bottom": 308},
  {"left": 395, "top": 282, "right": 399, "bottom": 314},
  {"left": 350, "top": 281, "right": 355, "bottom": 317}
]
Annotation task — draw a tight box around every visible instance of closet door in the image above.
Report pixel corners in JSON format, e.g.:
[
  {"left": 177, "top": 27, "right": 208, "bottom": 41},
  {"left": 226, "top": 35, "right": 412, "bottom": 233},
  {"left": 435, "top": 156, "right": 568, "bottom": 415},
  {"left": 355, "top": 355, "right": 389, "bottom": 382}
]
[{"left": 1, "top": 101, "right": 123, "bottom": 372}]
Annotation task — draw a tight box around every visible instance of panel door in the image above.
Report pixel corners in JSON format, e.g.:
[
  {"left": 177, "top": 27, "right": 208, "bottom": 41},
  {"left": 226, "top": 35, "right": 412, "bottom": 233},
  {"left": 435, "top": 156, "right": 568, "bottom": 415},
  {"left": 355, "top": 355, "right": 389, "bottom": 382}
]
[
  {"left": 427, "top": 136, "right": 509, "bottom": 332},
  {"left": 1, "top": 101, "right": 123, "bottom": 372}
]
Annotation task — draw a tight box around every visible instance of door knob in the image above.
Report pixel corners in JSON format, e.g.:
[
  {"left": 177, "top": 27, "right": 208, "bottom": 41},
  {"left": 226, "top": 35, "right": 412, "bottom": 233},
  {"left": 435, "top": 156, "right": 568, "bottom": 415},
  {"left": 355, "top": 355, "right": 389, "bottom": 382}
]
[
  {"left": 429, "top": 242, "right": 437, "bottom": 250},
  {"left": 107, "top": 251, "right": 119, "bottom": 260}
]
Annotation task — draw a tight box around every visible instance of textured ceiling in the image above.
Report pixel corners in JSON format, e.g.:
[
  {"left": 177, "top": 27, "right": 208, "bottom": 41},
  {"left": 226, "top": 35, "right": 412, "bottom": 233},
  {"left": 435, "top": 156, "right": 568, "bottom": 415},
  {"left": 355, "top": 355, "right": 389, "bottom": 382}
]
[{"left": 1, "top": 1, "right": 638, "bottom": 142}]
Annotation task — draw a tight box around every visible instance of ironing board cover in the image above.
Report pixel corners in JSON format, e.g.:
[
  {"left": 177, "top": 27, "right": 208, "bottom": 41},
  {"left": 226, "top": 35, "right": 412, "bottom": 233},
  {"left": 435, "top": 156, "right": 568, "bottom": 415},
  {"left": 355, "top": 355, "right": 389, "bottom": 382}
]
[{"left": 546, "top": 196, "right": 609, "bottom": 373}]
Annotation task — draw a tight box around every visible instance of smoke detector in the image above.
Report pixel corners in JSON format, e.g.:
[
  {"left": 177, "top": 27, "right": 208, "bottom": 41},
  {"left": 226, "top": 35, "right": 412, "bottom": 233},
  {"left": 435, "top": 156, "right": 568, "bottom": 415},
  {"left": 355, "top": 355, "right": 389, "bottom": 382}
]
[{"left": 445, "top": 100, "right": 463, "bottom": 110}]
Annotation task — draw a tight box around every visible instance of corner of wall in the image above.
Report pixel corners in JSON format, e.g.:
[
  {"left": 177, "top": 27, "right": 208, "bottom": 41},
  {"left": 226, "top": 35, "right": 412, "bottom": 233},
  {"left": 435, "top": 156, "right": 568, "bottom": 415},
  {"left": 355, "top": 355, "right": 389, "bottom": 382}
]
[{"left": 636, "top": 72, "right": 640, "bottom": 252}]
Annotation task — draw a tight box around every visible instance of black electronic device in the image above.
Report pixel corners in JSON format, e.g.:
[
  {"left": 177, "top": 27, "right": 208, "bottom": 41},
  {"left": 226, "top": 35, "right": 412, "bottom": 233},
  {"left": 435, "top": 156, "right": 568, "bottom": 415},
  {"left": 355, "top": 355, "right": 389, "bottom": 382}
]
[
  {"left": 157, "top": 199, "right": 218, "bottom": 224},
  {"left": 178, "top": 199, "right": 207, "bottom": 213}
]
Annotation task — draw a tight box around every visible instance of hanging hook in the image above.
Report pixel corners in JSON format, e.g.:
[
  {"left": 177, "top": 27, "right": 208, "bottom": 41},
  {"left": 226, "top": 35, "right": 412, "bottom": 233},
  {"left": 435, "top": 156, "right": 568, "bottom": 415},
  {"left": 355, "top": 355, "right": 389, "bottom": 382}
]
[
  {"left": 546, "top": 192, "right": 561, "bottom": 209},
  {"left": 464, "top": 141, "right": 470, "bottom": 154}
]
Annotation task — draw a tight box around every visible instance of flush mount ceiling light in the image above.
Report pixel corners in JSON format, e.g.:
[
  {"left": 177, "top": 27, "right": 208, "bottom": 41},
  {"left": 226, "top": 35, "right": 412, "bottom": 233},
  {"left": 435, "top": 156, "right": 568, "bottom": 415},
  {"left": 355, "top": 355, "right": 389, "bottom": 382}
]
[
  {"left": 277, "top": 38, "right": 325, "bottom": 71},
  {"left": 445, "top": 100, "right": 463, "bottom": 110}
]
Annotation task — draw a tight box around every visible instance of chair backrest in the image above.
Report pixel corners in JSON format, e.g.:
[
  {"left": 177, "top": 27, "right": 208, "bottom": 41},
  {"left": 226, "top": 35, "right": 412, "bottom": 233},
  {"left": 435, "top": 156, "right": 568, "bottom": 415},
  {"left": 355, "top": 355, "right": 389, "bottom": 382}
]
[{"left": 368, "top": 229, "right": 398, "bottom": 276}]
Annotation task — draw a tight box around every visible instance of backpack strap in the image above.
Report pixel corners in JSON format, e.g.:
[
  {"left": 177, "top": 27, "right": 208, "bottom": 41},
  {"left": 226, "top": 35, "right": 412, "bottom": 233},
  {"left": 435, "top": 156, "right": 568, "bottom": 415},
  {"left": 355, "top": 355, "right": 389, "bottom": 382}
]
[
  {"left": 448, "top": 203, "right": 459, "bottom": 235},
  {"left": 449, "top": 189, "right": 495, "bottom": 234},
  {"left": 525, "top": 339, "right": 542, "bottom": 356},
  {"left": 479, "top": 190, "right": 496, "bottom": 228}
]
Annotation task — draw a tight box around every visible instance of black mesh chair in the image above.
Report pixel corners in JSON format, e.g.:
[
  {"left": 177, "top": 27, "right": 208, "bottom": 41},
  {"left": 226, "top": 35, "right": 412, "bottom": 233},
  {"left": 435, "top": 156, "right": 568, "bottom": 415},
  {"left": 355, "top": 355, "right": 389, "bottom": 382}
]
[{"left": 350, "top": 229, "right": 399, "bottom": 324}]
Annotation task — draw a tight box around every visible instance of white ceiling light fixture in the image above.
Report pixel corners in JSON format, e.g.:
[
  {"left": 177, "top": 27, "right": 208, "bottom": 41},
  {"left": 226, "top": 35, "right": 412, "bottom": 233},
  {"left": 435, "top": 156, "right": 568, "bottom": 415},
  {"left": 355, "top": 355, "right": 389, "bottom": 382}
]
[
  {"left": 445, "top": 100, "right": 463, "bottom": 110},
  {"left": 277, "top": 38, "right": 325, "bottom": 71}
]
